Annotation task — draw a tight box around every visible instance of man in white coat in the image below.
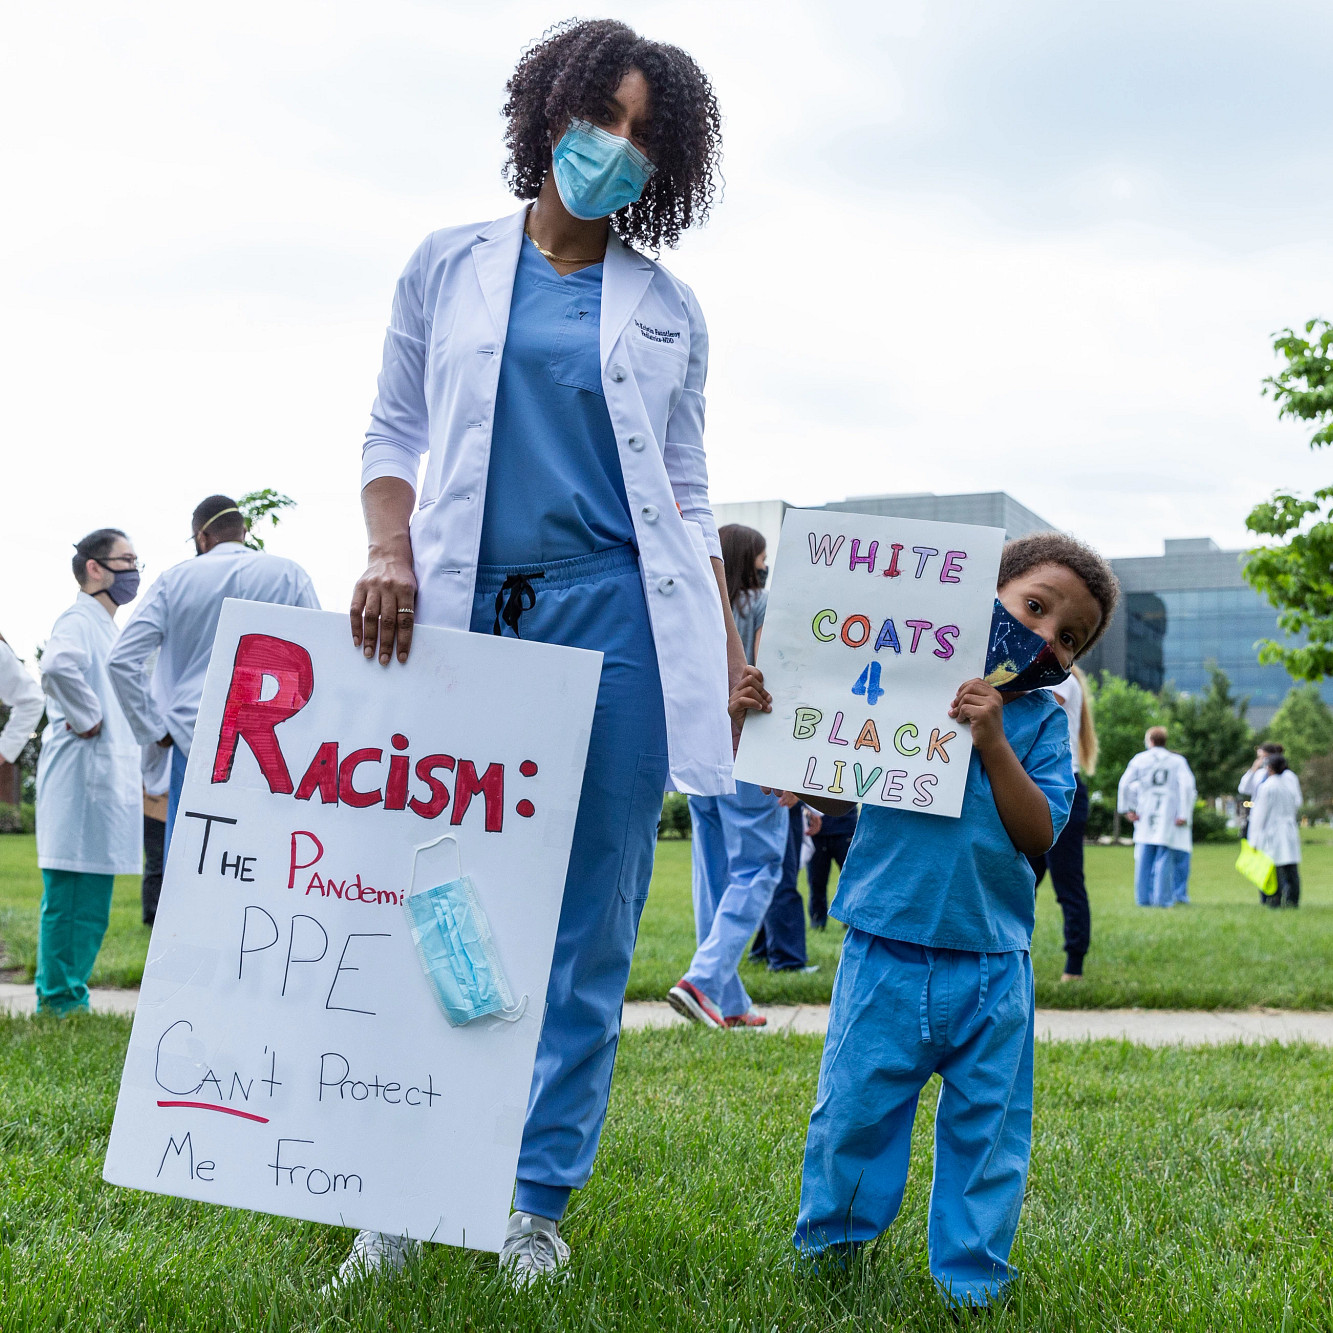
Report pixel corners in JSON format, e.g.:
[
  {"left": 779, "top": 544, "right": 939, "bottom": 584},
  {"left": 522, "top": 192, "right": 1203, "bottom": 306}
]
[
  {"left": 1117, "top": 726, "right": 1191, "bottom": 908},
  {"left": 35, "top": 528, "right": 144, "bottom": 1014},
  {"left": 0, "top": 634, "right": 45, "bottom": 791},
  {"left": 108, "top": 495, "right": 319, "bottom": 856}
]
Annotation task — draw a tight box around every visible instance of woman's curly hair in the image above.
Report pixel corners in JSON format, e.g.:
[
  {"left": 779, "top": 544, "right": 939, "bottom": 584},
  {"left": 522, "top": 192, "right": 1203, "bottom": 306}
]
[{"left": 501, "top": 18, "right": 722, "bottom": 251}]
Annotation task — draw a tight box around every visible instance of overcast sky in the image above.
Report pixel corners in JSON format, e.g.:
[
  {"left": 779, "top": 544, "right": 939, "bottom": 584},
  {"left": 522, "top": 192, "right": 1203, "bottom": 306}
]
[{"left": 3, "top": 0, "right": 1331, "bottom": 661}]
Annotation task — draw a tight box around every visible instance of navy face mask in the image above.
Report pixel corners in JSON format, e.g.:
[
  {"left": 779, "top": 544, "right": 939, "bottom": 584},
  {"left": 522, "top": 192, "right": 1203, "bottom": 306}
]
[
  {"left": 984, "top": 600, "right": 1070, "bottom": 693},
  {"left": 103, "top": 569, "right": 140, "bottom": 606}
]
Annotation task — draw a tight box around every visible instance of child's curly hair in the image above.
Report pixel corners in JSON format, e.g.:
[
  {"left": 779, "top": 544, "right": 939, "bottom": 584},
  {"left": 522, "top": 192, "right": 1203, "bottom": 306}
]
[
  {"left": 999, "top": 532, "right": 1120, "bottom": 656},
  {"left": 501, "top": 18, "right": 722, "bottom": 251}
]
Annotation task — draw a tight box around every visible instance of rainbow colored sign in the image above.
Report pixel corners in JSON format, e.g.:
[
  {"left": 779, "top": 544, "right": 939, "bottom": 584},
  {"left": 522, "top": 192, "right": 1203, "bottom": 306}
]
[{"left": 733, "top": 509, "right": 1005, "bottom": 819}]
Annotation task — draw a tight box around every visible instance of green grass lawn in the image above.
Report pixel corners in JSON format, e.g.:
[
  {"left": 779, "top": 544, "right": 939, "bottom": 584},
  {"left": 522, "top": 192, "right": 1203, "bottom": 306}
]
[
  {"left": 4, "top": 1017, "right": 1333, "bottom": 1330},
  {"left": 5, "top": 831, "right": 1333, "bottom": 1009}
]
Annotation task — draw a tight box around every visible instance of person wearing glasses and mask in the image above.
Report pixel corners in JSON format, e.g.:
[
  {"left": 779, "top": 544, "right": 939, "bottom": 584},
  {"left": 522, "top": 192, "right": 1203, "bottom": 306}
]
[
  {"left": 34, "top": 528, "right": 143, "bottom": 1014},
  {"left": 340, "top": 19, "right": 739, "bottom": 1290},
  {"left": 107, "top": 494, "right": 319, "bottom": 854}
]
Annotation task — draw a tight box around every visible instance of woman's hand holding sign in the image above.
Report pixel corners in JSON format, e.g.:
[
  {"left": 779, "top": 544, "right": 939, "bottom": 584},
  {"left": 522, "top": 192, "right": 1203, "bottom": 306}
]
[
  {"left": 727, "top": 664, "right": 771, "bottom": 728},
  {"left": 351, "top": 478, "right": 418, "bottom": 666}
]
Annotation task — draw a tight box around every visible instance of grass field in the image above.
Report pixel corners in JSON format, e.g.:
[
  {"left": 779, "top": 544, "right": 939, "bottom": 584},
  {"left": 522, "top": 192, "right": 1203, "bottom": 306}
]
[
  {"left": 4, "top": 1016, "right": 1333, "bottom": 1331},
  {"left": 4, "top": 832, "right": 1333, "bottom": 1009}
]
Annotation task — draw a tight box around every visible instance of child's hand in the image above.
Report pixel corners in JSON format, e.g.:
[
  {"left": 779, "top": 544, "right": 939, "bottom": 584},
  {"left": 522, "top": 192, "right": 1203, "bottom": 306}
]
[
  {"left": 728, "top": 664, "right": 772, "bottom": 728},
  {"left": 949, "top": 678, "right": 1005, "bottom": 752}
]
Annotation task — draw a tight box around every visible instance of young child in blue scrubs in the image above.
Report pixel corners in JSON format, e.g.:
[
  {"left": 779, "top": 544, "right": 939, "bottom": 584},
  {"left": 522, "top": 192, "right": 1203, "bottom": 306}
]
[{"left": 733, "top": 533, "right": 1119, "bottom": 1310}]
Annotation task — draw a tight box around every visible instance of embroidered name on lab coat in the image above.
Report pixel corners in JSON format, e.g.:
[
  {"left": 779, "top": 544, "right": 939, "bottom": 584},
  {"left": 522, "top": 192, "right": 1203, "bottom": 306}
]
[{"left": 634, "top": 319, "right": 681, "bottom": 344}]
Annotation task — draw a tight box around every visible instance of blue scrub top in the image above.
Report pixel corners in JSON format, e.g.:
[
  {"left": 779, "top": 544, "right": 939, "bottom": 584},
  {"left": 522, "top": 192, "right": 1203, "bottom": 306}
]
[
  {"left": 831, "top": 690, "right": 1074, "bottom": 954},
  {"left": 478, "top": 239, "right": 636, "bottom": 567}
]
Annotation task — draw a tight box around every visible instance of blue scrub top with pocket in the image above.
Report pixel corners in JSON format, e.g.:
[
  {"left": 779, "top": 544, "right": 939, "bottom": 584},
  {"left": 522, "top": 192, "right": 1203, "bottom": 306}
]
[{"left": 478, "top": 239, "right": 636, "bottom": 567}]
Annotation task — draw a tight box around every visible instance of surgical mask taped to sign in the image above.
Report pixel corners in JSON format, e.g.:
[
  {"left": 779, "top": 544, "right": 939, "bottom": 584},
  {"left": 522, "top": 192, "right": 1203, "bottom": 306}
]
[
  {"left": 551, "top": 118, "right": 656, "bottom": 221},
  {"left": 405, "top": 834, "right": 526, "bottom": 1027}
]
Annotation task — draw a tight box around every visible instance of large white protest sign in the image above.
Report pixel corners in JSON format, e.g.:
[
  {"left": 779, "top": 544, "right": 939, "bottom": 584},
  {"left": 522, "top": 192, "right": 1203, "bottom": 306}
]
[
  {"left": 104, "top": 602, "right": 601, "bottom": 1251},
  {"left": 733, "top": 509, "right": 1004, "bottom": 819}
]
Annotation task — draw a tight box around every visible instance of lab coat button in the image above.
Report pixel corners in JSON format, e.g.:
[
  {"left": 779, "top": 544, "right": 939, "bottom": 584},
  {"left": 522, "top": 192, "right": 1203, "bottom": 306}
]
[
  {"left": 656, "top": 576, "right": 675, "bottom": 595},
  {"left": 641, "top": 505, "right": 659, "bottom": 523},
  {"left": 627, "top": 433, "right": 647, "bottom": 451},
  {"left": 609, "top": 363, "right": 627, "bottom": 383}
]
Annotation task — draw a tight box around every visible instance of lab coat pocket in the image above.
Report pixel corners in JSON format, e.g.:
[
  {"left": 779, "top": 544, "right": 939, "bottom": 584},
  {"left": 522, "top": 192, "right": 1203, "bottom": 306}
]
[{"left": 617, "top": 751, "right": 670, "bottom": 904}]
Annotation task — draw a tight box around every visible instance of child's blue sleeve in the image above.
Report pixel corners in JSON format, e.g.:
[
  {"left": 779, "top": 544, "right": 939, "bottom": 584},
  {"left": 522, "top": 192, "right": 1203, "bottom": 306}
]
[{"left": 1022, "top": 710, "right": 1076, "bottom": 843}]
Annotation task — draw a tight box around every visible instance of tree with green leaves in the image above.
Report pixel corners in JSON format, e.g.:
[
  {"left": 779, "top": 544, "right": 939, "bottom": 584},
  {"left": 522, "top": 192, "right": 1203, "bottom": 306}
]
[
  {"left": 1160, "top": 666, "right": 1255, "bottom": 801},
  {"left": 1265, "top": 682, "right": 1333, "bottom": 770},
  {"left": 1084, "top": 673, "right": 1163, "bottom": 806},
  {"left": 237, "top": 489, "right": 296, "bottom": 550},
  {"left": 1244, "top": 319, "right": 1333, "bottom": 679}
]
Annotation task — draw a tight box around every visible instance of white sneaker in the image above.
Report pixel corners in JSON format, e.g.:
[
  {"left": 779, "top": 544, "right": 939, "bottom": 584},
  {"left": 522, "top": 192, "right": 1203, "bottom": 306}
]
[
  {"left": 499, "top": 1211, "right": 569, "bottom": 1287},
  {"left": 325, "top": 1229, "right": 420, "bottom": 1292}
]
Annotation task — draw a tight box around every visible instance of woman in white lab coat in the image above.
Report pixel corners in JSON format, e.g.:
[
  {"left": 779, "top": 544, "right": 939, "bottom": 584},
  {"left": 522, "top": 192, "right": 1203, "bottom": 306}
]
[
  {"left": 1249, "top": 754, "right": 1303, "bottom": 908},
  {"left": 35, "top": 528, "right": 143, "bottom": 1013},
  {"left": 338, "top": 20, "right": 749, "bottom": 1290}
]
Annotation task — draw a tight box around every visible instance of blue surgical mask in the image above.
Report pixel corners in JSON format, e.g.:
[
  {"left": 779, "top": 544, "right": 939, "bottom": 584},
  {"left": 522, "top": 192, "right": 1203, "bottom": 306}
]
[
  {"left": 103, "top": 569, "right": 140, "bottom": 606},
  {"left": 405, "top": 835, "right": 526, "bottom": 1027},
  {"left": 551, "top": 118, "right": 656, "bottom": 221}
]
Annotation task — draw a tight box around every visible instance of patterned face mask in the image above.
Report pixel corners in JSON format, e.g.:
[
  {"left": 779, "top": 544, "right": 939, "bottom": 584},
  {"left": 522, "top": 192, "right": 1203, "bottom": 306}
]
[
  {"left": 984, "top": 600, "right": 1071, "bottom": 693},
  {"left": 405, "top": 835, "right": 526, "bottom": 1027}
]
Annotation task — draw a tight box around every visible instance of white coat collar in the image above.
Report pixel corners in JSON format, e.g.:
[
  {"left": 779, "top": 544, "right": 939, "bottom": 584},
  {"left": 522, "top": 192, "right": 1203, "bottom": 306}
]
[
  {"left": 471, "top": 206, "right": 656, "bottom": 366},
  {"left": 75, "top": 589, "right": 116, "bottom": 623},
  {"left": 200, "top": 540, "right": 253, "bottom": 559}
]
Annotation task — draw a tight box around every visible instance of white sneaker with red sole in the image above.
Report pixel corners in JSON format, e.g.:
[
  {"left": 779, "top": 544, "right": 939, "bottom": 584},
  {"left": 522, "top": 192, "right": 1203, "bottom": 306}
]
[{"left": 667, "top": 978, "right": 724, "bottom": 1029}]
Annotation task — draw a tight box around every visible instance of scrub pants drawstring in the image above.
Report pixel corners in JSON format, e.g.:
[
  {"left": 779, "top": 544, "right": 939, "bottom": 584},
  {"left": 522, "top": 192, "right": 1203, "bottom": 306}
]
[
  {"left": 493, "top": 571, "right": 545, "bottom": 637},
  {"left": 976, "top": 952, "right": 989, "bottom": 1017},
  {"left": 918, "top": 950, "right": 936, "bottom": 1045}
]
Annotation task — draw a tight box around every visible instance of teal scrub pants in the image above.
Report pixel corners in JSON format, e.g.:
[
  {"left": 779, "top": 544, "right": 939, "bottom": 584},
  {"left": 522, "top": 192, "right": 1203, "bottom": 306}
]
[
  {"left": 36, "top": 869, "right": 115, "bottom": 1015},
  {"left": 794, "top": 930, "right": 1035, "bottom": 1309},
  {"left": 470, "top": 545, "right": 668, "bottom": 1222}
]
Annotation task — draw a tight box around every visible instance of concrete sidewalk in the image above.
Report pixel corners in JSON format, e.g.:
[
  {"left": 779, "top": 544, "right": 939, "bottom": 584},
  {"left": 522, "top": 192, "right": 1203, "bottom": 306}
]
[{"left": 6, "top": 983, "right": 1333, "bottom": 1046}]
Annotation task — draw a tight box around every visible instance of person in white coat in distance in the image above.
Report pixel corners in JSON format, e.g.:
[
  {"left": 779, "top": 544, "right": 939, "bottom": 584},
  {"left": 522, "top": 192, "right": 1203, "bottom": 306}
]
[
  {"left": 1118, "top": 726, "right": 1190, "bottom": 908},
  {"left": 1249, "top": 753, "right": 1303, "bottom": 907},
  {"left": 0, "top": 634, "right": 45, "bottom": 776},
  {"left": 1238, "top": 741, "right": 1283, "bottom": 837},
  {"left": 107, "top": 494, "right": 319, "bottom": 856},
  {"left": 35, "top": 528, "right": 144, "bottom": 1014}
]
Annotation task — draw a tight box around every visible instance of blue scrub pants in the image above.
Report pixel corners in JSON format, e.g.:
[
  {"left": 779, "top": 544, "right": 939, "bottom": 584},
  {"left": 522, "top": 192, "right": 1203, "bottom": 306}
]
[
  {"left": 163, "top": 744, "right": 186, "bottom": 862},
  {"left": 1170, "top": 849, "right": 1191, "bottom": 904},
  {"left": 684, "top": 783, "right": 788, "bottom": 1017},
  {"left": 1133, "top": 842, "right": 1174, "bottom": 907},
  {"left": 470, "top": 545, "right": 668, "bottom": 1222},
  {"left": 795, "top": 931, "right": 1034, "bottom": 1309},
  {"left": 750, "top": 802, "right": 810, "bottom": 971}
]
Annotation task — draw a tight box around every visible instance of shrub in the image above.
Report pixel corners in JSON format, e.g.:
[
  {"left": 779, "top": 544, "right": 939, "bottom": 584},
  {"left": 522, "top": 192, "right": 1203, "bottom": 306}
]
[
  {"left": 1192, "top": 802, "right": 1237, "bottom": 843},
  {"left": 0, "top": 802, "right": 34, "bottom": 834},
  {"left": 658, "top": 791, "right": 692, "bottom": 839}
]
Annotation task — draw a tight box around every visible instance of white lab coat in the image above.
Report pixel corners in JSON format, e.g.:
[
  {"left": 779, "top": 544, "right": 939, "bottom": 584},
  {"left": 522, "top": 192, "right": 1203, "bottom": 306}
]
[
  {"left": 1165, "top": 751, "right": 1196, "bottom": 854},
  {"left": 36, "top": 594, "right": 142, "bottom": 875},
  {"left": 1117, "top": 745, "right": 1189, "bottom": 847},
  {"left": 1249, "top": 769, "right": 1303, "bottom": 866},
  {"left": 0, "top": 638, "right": 45, "bottom": 764},
  {"left": 362, "top": 206, "right": 732, "bottom": 796},
  {"left": 107, "top": 542, "right": 320, "bottom": 757}
]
